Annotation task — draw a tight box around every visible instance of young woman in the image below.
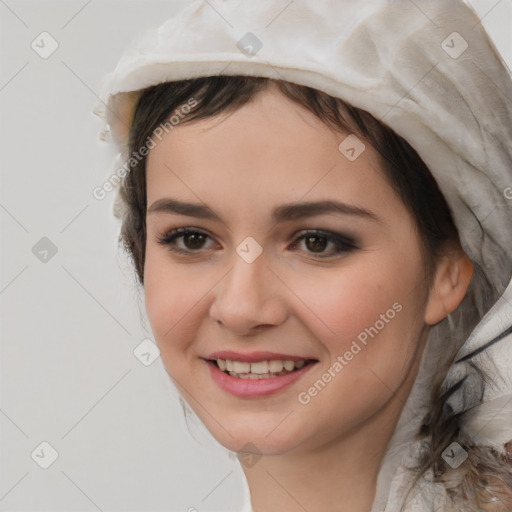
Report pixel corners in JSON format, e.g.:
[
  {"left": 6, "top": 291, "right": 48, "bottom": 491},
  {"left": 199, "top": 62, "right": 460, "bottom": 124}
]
[{"left": 95, "top": 1, "right": 512, "bottom": 510}]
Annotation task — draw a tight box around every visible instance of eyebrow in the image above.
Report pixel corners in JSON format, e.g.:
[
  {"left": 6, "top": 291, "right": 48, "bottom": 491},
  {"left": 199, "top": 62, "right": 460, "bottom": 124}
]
[{"left": 147, "top": 198, "right": 381, "bottom": 224}]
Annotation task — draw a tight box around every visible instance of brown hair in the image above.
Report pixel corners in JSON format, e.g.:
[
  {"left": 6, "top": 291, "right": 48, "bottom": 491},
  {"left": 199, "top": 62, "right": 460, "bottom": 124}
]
[{"left": 116, "top": 75, "right": 510, "bottom": 509}]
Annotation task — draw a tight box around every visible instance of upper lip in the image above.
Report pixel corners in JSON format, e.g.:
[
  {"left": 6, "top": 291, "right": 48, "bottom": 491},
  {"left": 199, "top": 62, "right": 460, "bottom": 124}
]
[{"left": 205, "top": 350, "right": 316, "bottom": 363}]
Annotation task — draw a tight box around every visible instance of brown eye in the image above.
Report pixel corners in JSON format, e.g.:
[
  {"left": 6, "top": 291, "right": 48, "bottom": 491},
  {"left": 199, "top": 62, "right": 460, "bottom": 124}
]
[
  {"left": 181, "top": 232, "right": 207, "bottom": 250},
  {"left": 304, "top": 235, "right": 329, "bottom": 253},
  {"left": 157, "top": 227, "right": 215, "bottom": 254},
  {"left": 291, "top": 230, "right": 357, "bottom": 258}
]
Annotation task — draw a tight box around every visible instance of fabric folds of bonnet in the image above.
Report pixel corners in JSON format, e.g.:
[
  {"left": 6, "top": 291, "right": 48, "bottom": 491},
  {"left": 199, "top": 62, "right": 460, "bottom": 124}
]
[{"left": 95, "top": 1, "right": 512, "bottom": 510}]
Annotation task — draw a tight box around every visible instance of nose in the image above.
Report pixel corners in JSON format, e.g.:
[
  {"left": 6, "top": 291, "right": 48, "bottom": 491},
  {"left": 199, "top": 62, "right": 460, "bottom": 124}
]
[{"left": 209, "top": 251, "right": 288, "bottom": 336}]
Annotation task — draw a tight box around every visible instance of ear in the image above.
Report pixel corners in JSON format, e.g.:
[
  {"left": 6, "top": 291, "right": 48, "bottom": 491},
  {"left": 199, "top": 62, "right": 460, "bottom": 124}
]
[{"left": 424, "top": 249, "right": 474, "bottom": 326}]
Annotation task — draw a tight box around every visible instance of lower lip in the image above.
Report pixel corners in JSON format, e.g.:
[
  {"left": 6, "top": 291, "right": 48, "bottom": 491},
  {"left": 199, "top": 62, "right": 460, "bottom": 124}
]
[{"left": 204, "top": 359, "right": 317, "bottom": 398}]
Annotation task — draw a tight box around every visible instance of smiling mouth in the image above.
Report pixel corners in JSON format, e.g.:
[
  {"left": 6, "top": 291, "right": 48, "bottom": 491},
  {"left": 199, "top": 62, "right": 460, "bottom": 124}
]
[{"left": 210, "top": 358, "right": 318, "bottom": 379}]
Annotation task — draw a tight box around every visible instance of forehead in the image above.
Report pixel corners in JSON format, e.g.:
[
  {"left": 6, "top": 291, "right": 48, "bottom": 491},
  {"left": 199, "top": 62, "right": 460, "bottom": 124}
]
[
  {"left": 144, "top": 87, "right": 397, "bottom": 223},
  {"left": 148, "top": 86, "right": 345, "bottom": 169}
]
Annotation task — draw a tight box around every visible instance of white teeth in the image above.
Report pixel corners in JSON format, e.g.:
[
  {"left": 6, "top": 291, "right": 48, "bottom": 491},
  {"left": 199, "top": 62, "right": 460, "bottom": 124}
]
[
  {"left": 216, "top": 358, "right": 310, "bottom": 378},
  {"left": 250, "top": 361, "right": 269, "bottom": 374},
  {"left": 268, "top": 359, "right": 284, "bottom": 373},
  {"left": 233, "top": 361, "right": 251, "bottom": 373},
  {"left": 283, "top": 360, "right": 295, "bottom": 371}
]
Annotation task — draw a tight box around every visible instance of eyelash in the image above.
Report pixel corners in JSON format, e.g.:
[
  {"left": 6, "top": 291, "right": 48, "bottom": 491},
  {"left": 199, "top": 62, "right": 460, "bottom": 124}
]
[{"left": 156, "top": 227, "right": 358, "bottom": 259}]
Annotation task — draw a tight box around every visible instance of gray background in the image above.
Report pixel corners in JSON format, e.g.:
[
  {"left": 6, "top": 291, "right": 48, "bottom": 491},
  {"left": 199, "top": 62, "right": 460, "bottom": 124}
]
[{"left": 0, "top": 1, "right": 511, "bottom": 511}]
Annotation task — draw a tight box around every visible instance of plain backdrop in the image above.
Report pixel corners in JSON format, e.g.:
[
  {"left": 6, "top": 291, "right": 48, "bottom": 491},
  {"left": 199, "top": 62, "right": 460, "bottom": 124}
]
[{"left": 0, "top": 1, "right": 511, "bottom": 511}]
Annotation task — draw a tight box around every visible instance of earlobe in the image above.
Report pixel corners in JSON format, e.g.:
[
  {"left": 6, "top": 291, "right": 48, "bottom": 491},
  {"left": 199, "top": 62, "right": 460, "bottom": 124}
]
[{"left": 424, "top": 252, "right": 474, "bottom": 326}]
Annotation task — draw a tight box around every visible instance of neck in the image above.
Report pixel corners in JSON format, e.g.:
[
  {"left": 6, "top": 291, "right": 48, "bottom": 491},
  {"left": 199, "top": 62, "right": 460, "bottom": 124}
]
[{"left": 242, "top": 387, "right": 410, "bottom": 512}]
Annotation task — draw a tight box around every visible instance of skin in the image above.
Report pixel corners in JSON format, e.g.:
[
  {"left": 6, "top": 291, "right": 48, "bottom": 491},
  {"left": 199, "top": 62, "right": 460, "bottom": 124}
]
[{"left": 143, "top": 84, "right": 473, "bottom": 511}]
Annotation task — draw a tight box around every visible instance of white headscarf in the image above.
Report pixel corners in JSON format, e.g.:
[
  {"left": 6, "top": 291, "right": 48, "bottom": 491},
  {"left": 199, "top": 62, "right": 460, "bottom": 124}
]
[{"left": 95, "top": 1, "right": 512, "bottom": 510}]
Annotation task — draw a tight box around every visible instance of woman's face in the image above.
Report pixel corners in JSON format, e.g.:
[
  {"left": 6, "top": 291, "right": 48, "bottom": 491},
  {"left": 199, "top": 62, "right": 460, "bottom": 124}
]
[{"left": 143, "top": 86, "right": 435, "bottom": 456}]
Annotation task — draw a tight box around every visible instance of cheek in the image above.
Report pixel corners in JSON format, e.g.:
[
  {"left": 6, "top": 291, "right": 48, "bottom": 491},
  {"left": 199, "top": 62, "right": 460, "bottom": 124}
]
[
  {"left": 287, "top": 268, "right": 426, "bottom": 454},
  {"left": 143, "top": 251, "right": 204, "bottom": 360},
  {"left": 289, "top": 254, "right": 426, "bottom": 407},
  {"left": 290, "top": 254, "right": 422, "bottom": 350}
]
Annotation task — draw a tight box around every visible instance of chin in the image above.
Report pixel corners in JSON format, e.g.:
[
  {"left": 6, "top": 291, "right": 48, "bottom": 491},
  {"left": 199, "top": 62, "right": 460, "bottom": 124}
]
[{"left": 199, "top": 410, "right": 307, "bottom": 455}]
